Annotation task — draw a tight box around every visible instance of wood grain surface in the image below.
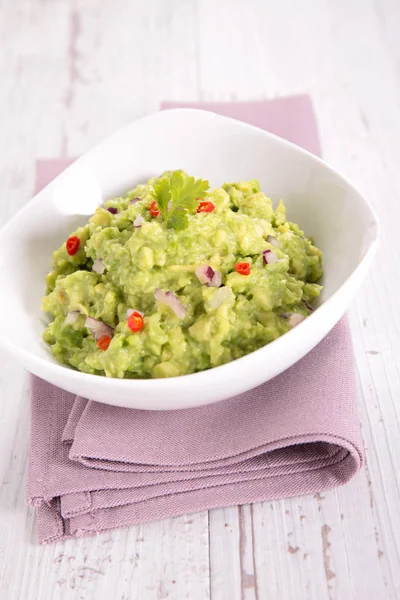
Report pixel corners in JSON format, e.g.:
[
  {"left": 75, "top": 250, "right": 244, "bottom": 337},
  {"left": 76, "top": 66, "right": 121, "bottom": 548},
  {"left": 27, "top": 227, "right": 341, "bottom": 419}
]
[{"left": 0, "top": 1, "right": 399, "bottom": 598}]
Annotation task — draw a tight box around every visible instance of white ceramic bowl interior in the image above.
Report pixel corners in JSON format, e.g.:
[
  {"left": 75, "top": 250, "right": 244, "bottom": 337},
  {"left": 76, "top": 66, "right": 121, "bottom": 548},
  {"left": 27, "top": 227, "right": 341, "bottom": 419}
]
[{"left": 0, "top": 109, "right": 378, "bottom": 409}]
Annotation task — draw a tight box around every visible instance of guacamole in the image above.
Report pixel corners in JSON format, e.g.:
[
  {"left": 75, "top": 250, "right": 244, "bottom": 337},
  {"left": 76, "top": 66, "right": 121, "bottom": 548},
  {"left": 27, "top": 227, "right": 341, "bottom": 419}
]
[{"left": 42, "top": 171, "right": 323, "bottom": 378}]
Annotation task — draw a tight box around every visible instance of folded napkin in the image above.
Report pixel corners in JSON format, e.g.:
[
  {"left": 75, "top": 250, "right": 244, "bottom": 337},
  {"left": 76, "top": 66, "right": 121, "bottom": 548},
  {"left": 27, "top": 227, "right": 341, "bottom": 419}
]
[{"left": 27, "top": 97, "right": 363, "bottom": 543}]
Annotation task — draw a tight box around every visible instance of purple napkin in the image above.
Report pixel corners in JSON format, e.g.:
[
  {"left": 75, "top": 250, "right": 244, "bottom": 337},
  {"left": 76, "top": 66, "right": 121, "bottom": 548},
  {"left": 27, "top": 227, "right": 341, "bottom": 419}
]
[{"left": 27, "top": 97, "right": 363, "bottom": 543}]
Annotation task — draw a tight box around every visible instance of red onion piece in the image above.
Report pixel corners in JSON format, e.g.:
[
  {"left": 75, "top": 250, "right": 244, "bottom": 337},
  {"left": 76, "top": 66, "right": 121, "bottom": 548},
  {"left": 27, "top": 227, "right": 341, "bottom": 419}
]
[
  {"left": 208, "top": 270, "right": 222, "bottom": 288},
  {"left": 195, "top": 265, "right": 214, "bottom": 284},
  {"left": 65, "top": 310, "right": 80, "bottom": 325},
  {"left": 85, "top": 316, "right": 114, "bottom": 341},
  {"left": 107, "top": 207, "right": 118, "bottom": 215},
  {"left": 288, "top": 313, "right": 305, "bottom": 328},
  {"left": 133, "top": 214, "right": 144, "bottom": 228},
  {"left": 267, "top": 235, "right": 280, "bottom": 247},
  {"left": 279, "top": 312, "right": 291, "bottom": 319},
  {"left": 209, "top": 287, "right": 231, "bottom": 310},
  {"left": 195, "top": 265, "right": 222, "bottom": 287},
  {"left": 303, "top": 300, "right": 314, "bottom": 312},
  {"left": 126, "top": 308, "right": 144, "bottom": 319},
  {"left": 130, "top": 197, "right": 140, "bottom": 204},
  {"left": 302, "top": 299, "right": 314, "bottom": 312},
  {"left": 92, "top": 258, "right": 105, "bottom": 274},
  {"left": 154, "top": 289, "right": 187, "bottom": 320},
  {"left": 263, "top": 249, "right": 279, "bottom": 265}
]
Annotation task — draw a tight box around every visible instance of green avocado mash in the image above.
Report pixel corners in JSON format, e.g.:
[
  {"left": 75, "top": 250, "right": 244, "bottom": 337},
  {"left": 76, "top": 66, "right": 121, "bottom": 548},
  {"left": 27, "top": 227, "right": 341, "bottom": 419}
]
[{"left": 42, "top": 170, "right": 323, "bottom": 378}]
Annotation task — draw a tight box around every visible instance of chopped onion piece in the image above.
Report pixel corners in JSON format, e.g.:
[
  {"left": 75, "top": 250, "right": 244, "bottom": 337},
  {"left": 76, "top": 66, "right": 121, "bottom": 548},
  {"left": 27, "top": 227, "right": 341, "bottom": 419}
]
[
  {"left": 92, "top": 258, "right": 105, "bottom": 274},
  {"left": 303, "top": 299, "right": 314, "bottom": 312},
  {"left": 209, "top": 270, "right": 222, "bottom": 288},
  {"left": 126, "top": 308, "right": 144, "bottom": 319},
  {"left": 85, "top": 316, "right": 114, "bottom": 341},
  {"left": 130, "top": 197, "right": 140, "bottom": 204},
  {"left": 154, "top": 289, "right": 187, "bottom": 320},
  {"left": 209, "top": 286, "right": 231, "bottom": 310},
  {"left": 267, "top": 235, "right": 280, "bottom": 247},
  {"left": 107, "top": 207, "right": 118, "bottom": 215},
  {"left": 133, "top": 214, "right": 144, "bottom": 228},
  {"left": 195, "top": 265, "right": 215, "bottom": 284},
  {"left": 65, "top": 310, "right": 80, "bottom": 325},
  {"left": 263, "top": 249, "right": 279, "bottom": 265},
  {"left": 195, "top": 265, "right": 222, "bottom": 287},
  {"left": 279, "top": 312, "right": 306, "bottom": 327},
  {"left": 288, "top": 313, "right": 305, "bottom": 328}
]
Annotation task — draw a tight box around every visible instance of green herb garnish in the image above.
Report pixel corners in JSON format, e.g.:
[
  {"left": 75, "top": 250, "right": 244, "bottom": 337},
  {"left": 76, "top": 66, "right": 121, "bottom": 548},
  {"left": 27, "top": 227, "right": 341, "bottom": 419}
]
[{"left": 152, "top": 170, "right": 209, "bottom": 231}]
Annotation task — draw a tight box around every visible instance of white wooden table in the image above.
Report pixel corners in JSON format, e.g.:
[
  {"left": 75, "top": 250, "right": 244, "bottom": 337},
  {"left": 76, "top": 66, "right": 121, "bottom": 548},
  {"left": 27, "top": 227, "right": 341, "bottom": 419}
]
[{"left": 1, "top": 1, "right": 399, "bottom": 598}]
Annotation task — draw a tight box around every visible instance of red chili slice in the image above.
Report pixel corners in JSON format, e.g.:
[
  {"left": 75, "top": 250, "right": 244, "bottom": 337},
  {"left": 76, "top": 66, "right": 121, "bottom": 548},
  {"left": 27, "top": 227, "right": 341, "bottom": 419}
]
[
  {"left": 66, "top": 236, "right": 80, "bottom": 256},
  {"left": 234, "top": 262, "right": 251, "bottom": 276},
  {"left": 128, "top": 311, "right": 145, "bottom": 332},
  {"left": 197, "top": 201, "right": 215, "bottom": 213},
  {"left": 96, "top": 335, "right": 111, "bottom": 351},
  {"left": 149, "top": 200, "right": 160, "bottom": 217}
]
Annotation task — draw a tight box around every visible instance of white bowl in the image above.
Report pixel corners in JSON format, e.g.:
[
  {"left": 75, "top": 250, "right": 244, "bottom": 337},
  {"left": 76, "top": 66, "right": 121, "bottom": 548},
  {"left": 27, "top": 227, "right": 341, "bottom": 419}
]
[{"left": 0, "top": 109, "right": 378, "bottom": 410}]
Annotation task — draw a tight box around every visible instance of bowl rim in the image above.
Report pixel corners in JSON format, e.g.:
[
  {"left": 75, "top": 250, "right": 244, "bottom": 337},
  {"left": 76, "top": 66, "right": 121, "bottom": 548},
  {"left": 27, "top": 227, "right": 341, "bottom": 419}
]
[{"left": 0, "top": 108, "right": 380, "bottom": 391}]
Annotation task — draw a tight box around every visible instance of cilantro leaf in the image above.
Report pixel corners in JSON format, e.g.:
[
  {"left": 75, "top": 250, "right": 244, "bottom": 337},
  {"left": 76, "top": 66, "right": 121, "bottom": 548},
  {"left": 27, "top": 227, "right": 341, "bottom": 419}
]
[
  {"left": 152, "top": 176, "right": 171, "bottom": 218},
  {"left": 167, "top": 209, "right": 188, "bottom": 231},
  {"left": 169, "top": 172, "right": 209, "bottom": 214},
  {"left": 151, "top": 171, "right": 209, "bottom": 230}
]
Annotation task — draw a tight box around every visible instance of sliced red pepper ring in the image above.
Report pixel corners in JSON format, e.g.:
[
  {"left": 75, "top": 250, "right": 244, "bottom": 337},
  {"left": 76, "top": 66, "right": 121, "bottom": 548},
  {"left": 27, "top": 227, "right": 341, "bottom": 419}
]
[
  {"left": 197, "top": 201, "right": 215, "bottom": 213},
  {"left": 234, "top": 262, "right": 251, "bottom": 276},
  {"left": 96, "top": 335, "right": 112, "bottom": 351},
  {"left": 128, "top": 310, "right": 145, "bottom": 332},
  {"left": 66, "top": 235, "right": 80, "bottom": 256},
  {"left": 149, "top": 200, "right": 160, "bottom": 217}
]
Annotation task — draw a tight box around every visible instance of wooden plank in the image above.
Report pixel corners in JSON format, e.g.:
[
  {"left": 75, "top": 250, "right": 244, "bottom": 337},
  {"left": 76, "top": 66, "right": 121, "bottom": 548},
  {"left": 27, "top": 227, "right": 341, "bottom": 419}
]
[
  {"left": 7, "top": 514, "right": 209, "bottom": 600},
  {"left": 63, "top": 0, "right": 199, "bottom": 156},
  {"left": 209, "top": 505, "right": 257, "bottom": 600}
]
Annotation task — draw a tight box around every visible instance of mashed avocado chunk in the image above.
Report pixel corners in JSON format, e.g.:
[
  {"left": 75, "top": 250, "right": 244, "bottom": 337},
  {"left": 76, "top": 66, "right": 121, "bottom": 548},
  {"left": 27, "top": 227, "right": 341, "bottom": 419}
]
[{"left": 42, "top": 170, "right": 322, "bottom": 378}]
